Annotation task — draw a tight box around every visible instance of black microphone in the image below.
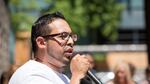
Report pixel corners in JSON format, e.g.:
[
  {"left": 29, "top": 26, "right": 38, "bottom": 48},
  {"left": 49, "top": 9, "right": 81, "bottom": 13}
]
[{"left": 87, "top": 70, "right": 103, "bottom": 84}]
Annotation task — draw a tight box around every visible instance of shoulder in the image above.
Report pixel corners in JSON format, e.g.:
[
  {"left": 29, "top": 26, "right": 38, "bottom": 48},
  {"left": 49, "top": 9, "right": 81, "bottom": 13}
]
[
  {"left": 106, "top": 80, "right": 114, "bottom": 84},
  {"left": 9, "top": 60, "right": 70, "bottom": 84},
  {"left": 26, "top": 76, "right": 54, "bottom": 84},
  {"left": 9, "top": 60, "right": 55, "bottom": 84},
  {"left": 9, "top": 75, "right": 54, "bottom": 84}
]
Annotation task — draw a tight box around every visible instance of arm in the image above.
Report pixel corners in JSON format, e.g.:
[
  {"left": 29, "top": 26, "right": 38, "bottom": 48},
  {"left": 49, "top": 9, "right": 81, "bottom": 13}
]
[{"left": 70, "top": 54, "right": 90, "bottom": 84}]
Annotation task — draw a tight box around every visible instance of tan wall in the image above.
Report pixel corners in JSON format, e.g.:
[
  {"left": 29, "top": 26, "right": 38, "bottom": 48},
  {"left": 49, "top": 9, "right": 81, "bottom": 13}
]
[{"left": 106, "top": 51, "right": 148, "bottom": 70}]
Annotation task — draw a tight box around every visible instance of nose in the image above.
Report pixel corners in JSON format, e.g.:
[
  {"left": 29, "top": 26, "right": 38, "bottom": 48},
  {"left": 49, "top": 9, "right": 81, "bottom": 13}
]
[{"left": 66, "top": 36, "right": 74, "bottom": 47}]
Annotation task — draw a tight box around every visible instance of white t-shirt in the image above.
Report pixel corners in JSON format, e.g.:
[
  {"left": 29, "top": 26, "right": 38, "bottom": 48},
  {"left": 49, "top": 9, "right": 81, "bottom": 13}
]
[{"left": 9, "top": 60, "right": 70, "bottom": 84}]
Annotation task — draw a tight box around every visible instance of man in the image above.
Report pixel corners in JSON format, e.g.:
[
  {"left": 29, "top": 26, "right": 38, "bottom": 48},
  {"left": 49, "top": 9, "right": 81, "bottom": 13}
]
[{"left": 9, "top": 12, "right": 91, "bottom": 84}]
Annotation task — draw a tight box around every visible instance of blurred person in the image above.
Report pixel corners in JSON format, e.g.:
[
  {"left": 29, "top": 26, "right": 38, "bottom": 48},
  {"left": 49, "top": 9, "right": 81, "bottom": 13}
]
[
  {"left": 128, "top": 63, "right": 136, "bottom": 78},
  {"left": 79, "top": 52, "right": 95, "bottom": 69},
  {"left": 85, "top": 53, "right": 95, "bottom": 69},
  {"left": 128, "top": 63, "right": 137, "bottom": 83},
  {"left": 9, "top": 12, "right": 91, "bottom": 84},
  {"left": 106, "top": 61, "right": 135, "bottom": 84},
  {"left": 0, "top": 64, "right": 19, "bottom": 84},
  {"left": 80, "top": 52, "right": 96, "bottom": 84},
  {"left": 140, "top": 66, "right": 150, "bottom": 84}
]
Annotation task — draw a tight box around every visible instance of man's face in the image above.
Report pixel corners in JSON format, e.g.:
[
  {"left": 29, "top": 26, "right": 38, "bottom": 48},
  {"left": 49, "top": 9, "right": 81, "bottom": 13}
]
[{"left": 45, "top": 19, "right": 75, "bottom": 70}]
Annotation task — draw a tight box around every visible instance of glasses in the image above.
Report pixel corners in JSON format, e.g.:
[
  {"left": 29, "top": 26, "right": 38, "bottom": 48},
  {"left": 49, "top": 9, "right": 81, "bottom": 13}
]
[{"left": 42, "top": 32, "right": 78, "bottom": 42}]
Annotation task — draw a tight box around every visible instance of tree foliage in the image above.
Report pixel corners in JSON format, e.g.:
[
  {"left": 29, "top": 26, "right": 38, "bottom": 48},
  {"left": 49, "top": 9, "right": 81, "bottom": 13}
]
[
  {"left": 9, "top": 0, "right": 51, "bottom": 32},
  {"left": 47, "top": 0, "right": 124, "bottom": 43},
  {"left": 9, "top": 0, "right": 124, "bottom": 43},
  {"left": 81, "top": 0, "right": 124, "bottom": 42}
]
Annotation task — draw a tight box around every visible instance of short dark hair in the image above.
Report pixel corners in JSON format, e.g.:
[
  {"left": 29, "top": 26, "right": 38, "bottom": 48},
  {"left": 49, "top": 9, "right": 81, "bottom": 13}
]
[{"left": 31, "top": 11, "right": 66, "bottom": 53}]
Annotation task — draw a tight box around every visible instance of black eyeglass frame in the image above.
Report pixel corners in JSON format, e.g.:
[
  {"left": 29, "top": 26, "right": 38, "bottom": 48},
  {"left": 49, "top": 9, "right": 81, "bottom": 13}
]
[{"left": 41, "top": 32, "right": 78, "bottom": 42}]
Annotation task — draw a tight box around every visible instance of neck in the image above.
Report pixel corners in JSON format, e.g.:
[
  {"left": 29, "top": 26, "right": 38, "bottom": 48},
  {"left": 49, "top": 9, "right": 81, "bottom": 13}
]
[
  {"left": 48, "top": 61, "right": 65, "bottom": 73},
  {"left": 35, "top": 57, "right": 64, "bottom": 73},
  {"left": 34, "top": 53, "right": 65, "bottom": 73}
]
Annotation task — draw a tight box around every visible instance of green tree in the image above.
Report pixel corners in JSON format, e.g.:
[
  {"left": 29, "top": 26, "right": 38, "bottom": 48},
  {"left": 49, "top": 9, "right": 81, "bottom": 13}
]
[
  {"left": 48, "top": 0, "right": 124, "bottom": 44},
  {"left": 9, "top": 0, "right": 52, "bottom": 33},
  {"left": 82, "top": 0, "right": 123, "bottom": 43},
  {"left": 9, "top": 0, "right": 124, "bottom": 44}
]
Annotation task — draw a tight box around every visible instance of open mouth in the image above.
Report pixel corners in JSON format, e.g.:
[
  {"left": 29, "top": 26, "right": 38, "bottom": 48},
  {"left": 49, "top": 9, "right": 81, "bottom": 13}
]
[{"left": 64, "top": 48, "right": 73, "bottom": 59}]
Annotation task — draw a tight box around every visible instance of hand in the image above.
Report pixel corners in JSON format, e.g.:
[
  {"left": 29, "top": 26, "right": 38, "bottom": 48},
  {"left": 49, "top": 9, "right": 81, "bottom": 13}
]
[{"left": 70, "top": 54, "right": 91, "bottom": 79}]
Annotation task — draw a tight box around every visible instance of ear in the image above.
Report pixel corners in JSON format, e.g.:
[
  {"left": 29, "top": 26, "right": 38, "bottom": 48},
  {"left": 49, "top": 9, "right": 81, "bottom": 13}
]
[{"left": 36, "top": 37, "right": 46, "bottom": 49}]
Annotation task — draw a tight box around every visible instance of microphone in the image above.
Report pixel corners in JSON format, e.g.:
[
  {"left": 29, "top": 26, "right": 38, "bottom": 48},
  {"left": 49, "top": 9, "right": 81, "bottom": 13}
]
[
  {"left": 71, "top": 52, "right": 103, "bottom": 84},
  {"left": 87, "top": 70, "right": 103, "bottom": 84}
]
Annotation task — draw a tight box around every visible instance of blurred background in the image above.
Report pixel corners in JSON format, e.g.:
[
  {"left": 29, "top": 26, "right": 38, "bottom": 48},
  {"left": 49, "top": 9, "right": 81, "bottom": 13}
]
[{"left": 0, "top": 0, "right": 150, "bottom": 83}]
